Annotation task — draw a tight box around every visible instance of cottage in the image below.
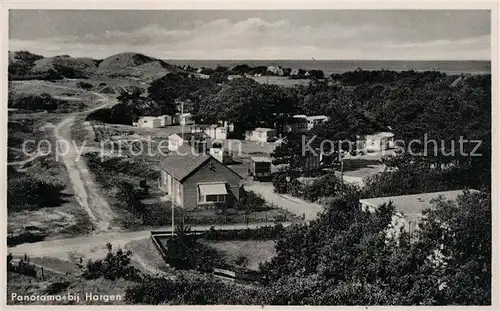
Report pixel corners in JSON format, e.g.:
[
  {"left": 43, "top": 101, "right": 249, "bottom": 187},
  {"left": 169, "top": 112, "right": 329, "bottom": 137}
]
[
  {"left": 305, "top": 115, "right": 329, "bottom": 130},
  {"left": 159, "top": 152, "right": 242, "bottom": 209},
  {"left": 175, "top": 113, "right": 195, "bottom": 125},
  {"left": 362, "top": 132, "right": 395, "bottom": 152},
  {"left": 133, "top": 115, "right": 171, "bottom": 128},
  {"left": 284, "top": 116, "right": 308, "bottom": 133},
  {"left": 191, "top": 124, "right": 227, "bottom": 140},
  {"left": 359, "top": 190, "right": 479, "bottom": 238},
  {"left": 210, "top": 145, "right": 233, "bottom": 164},
  {"left": 168, "top": 132, "right": 208, "bottom": 153},
  {"left": 249, "top": 156, "right": 272, "bottom": 180},
  {"left": 245, "top": 128, "right": 278, "bottom": 143}
]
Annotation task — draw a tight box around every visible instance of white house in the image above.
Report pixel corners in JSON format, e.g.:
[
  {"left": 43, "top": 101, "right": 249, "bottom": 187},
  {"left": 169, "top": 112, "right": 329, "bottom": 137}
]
[
  {"left": 305, "top": 115, "right": 329, "bottom": 130},
  {"left": 168, "top": 132, "right": 208, "bottom": 153},
  {"left": 359, "top": 190, "right": 479, "bottom": 239},
  {"left": 175, "top": 113, "right": 195, "bottom": 125},
  {"left": 362, "top": 132, "right": 395, "bottom": 152},
  {"left": 210, "top": 147, "right": 232, "bottom": 164},
  {"left": 191, "top": 124, "right": 227, "bottom": 140},
  {"left": 133, "top": 115, "right": 174, "bottom": 128},
  {"left": 245, "top": 128, "right": 278, "bottom": 143}
]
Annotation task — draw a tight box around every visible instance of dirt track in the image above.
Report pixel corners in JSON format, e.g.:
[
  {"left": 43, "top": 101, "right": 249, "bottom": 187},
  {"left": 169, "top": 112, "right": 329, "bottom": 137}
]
[{"left": 54, "top": 90, "right": 118, "bottom": 233}]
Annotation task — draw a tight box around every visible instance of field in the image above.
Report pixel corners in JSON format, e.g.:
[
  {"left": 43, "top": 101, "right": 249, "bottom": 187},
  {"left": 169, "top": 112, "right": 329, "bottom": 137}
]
[
  {"left": 202, "top": 240, "right": 276, "bottom": 270},
  {"left": 249, "top": 76, "right": 312, "bottom": 87}
]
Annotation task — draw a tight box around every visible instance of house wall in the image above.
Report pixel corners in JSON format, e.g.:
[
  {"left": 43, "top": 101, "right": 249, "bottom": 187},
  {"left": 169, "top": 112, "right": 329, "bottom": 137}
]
[
  {"left": 245, "top": 130, "right": 277, "bottom": 142},
  {"left": 159, "top": 171, "right": 183, "bottom": 205},
  {"left": 182, "top": 157, "right": 241, "bottom": 210}
]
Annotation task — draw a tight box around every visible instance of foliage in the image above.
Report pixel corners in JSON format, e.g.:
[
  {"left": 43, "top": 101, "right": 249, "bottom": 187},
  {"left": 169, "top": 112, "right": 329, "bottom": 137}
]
[
  {"left": 235, "top": 190, "right": 270, "bottom": 212},
  {"left": 164, "top": 224, "right": 226, "bottom": 272},
  {"left": 7, "top": 254, "right": 37, "bottom": 278},
  {"left": 125, "top": 272, "right": 262, "bottom": 304},
  {"left": 258, "top": 190, "right": 491, "bottom": 305},
  {"left": 45, "top": 281, "right": 71, "bottom": 295},
  {"left": 77, "top": 81, "right": 93, "bottom": 90},
  {"left": 82, "top": 243, "right": 141, "bottom": 281},
  {"left": 303, "top": 173, "right": 340, "bottom": 202},
  {"left": 7, "top": 169, "right": 66, "bottom": 213},
  {"left": 9, "top": 93, "right": 63, "bottom": 111},
  {"left": 201, "top": 224, "right": 285, "bottom": 241},
  {"left": 116, "top": 181, "right": 145, "bottom": 215}
]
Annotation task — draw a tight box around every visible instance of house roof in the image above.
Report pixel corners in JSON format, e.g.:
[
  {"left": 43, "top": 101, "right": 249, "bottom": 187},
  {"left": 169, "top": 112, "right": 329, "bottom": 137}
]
[
  {"left": 170, "top": 132, "right": 208, "bottom": 141},
  {"left": 359, "top": 189, "right": 479, "bottom": 221},
  {"left": 250, "top": 156, "right": 272, "bottom": 163},
  {"left": 253, "top": 127, "right": 276, "bottom": 132},
  {"left": 159, "top": 152, "right": 211, "bottom": 182},
  {"left": 306, "top": 115, "right": 329, "bottom": 120}
]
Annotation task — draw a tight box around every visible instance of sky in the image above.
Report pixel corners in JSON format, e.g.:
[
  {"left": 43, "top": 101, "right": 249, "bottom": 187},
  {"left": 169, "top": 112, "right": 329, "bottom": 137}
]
[{"left": 9, "top": 10, "right": 491, "bottom": 60}]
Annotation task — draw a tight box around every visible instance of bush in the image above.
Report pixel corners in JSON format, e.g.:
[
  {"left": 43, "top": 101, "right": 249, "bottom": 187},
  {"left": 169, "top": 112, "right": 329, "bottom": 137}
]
[
  {"left": 8, "top": 170, "right": 66, "bottom": 213},
  {"left": 236, "top": 190, "right": 270, "bottom": 212},
  {"left": 7, "top": 253, "right": 37, "bottom": 278},
  {"left": 201, "top": 224, "right": 285, "bottom": 241},
  {"left": 77, "top": 81, "right": 93, "bottom": 90},
  {"left": 82, "top": 243, "right": 141, "bottom": 281},
  {"left": 303, "top": 173, "right": 339, "bottom": 202},
  {"left": 9, "top": 93, "right": 63, "bottom": 111},
  {"left": 125, "top": 272, "right": 262, "bottom": 304},
  {"left": 165, "top": 225, "right": 226, "bottom": 273},
  {"left": 45, "top": 281, "right": 70, "bottom": 294}
]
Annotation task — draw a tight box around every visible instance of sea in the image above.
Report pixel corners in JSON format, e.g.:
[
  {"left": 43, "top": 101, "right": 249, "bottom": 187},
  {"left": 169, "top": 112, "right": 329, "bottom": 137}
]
[{"left": 165, "top": 60, "right": 490, "bottom": 75}]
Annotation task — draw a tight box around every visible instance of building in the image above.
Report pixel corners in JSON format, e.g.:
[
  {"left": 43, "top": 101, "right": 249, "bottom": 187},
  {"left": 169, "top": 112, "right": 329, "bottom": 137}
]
[
  {"left": 133, "top": 115, "right": 173, "bottom": 128},
  {"left": 245, "top": 128, "right": 278, "bottom": 143},
  {"left": 210, "top": 146, "right": 233, "bottom": 164},
  {"left": 218, "top": 120, "right": 235, "bottom": 133},
  {"left": 284, "top": 116, "right": 309, "bottom": 133},
  {"left": 175, "top": 113, "right": 195, "bottom": 125},
  {"left": 191, "top": 124, "right": 228, "bottom": 140},
  {"left": 249, "top": 156, "right": 272, "bottom": 180},
  {"left": 361, "top": 132, "right": 395, "bottom": 152},
  {"left": 359, "top": 190, "right": 479, "bottom": 238},
  {"left": 159, "top": 152, "right": 242, "bottom": 209},
  {"left": 305, "top": 115, "right": 329, "bottom": 130},
  {"left": 168, "top": 132, "right": 208, "bottom": 153}
]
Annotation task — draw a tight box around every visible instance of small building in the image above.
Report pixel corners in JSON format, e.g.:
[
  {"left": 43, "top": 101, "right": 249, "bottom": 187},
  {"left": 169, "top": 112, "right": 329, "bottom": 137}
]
[
  {"left": 175, "top": 113, "right": 195, "bottom": 125},
  {"left": 159, "top": 152, "right": 242, "bottom": 209},
  {"left": 245, "top": 128, "right": 278, "bottom": 143},
  {"left": 210, "top": 146, "right": 233, "bottom": 164},
  {"left": 362, "top": 132, "right": 395, "bottom": 152},
  {"left": 249, "top": 156, "right": 272, "bottom": 180},
  {"left": 168, "top": 132, "right": 208, "bottom": 153},
  {"left": 133, "top": 115, "right": 173, "bottom": 128},
  {"left": 191, "top": 124, "right": 227, "bottom": 140},
  {"left": 284, "top": 116, "right": 309, "bottom": 133},
  {"left": 305, "top": 115, "right": 329, "bottom": 130},
  {"left": 359, "top": 190, "right": 479, "bottom": 238},
  {"left": 218, "top": 120, "right": 235, "bottom": 133}
]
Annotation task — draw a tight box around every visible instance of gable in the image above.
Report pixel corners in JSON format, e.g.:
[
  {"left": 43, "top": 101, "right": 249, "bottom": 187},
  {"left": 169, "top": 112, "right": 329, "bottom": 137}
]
[{"left": 183, "top": 157, "right": 241, "bottom": 185}]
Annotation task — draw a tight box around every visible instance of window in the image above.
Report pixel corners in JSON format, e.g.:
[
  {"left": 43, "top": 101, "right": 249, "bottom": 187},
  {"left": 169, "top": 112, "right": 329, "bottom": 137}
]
[{"left": 198, "top": 183, "right": 228, "bottom": 204}]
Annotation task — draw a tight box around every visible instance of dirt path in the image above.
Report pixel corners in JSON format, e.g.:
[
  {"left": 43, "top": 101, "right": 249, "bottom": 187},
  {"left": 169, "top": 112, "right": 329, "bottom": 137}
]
[
  {"left": 54, "top": 90, "right": 118, "bottom": 233},
  {"left": 244, "top": 182, "right": 323, "bottom": 221}
]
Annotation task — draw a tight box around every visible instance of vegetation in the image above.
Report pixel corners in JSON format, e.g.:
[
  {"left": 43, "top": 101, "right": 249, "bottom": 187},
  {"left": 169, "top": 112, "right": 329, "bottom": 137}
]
[
  {"left": 9, "top": 93, "right": 64, "bottom": 111},
  {"left": 83, "top": 243, "right": 141, "bottom": 281},
  {"left": 7, "top": 167, "right": 66, "bottom": 213},
  {"left": 7, "top": 253, "right": 37, "bottom": 278}
]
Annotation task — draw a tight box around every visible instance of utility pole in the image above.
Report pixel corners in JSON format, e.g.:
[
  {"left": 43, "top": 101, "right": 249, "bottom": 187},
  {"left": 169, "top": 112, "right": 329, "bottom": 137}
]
[
  {"left": 171, "top": 182, "right": 175, "bottom": 237},
  {"left": 340, "top": 150, "right": 344, "bottom": 186}
]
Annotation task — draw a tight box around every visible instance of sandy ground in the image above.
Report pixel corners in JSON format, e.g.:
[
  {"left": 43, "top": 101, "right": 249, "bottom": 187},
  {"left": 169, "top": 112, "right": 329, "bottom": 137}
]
[
  {"left": 243, "top": 182, "right": 323, "bottom": 221},
  {"left": 204, "top": 240, "right": 277, "bottom": 270},
  {"left": 54, "top": 90, "right": 119, "bottom": 233}
]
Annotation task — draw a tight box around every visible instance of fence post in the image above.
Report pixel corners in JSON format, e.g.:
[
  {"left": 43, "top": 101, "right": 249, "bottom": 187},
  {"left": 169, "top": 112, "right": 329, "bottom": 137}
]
[{"left": 41, "top": 267, "right": 44, "bottom": 280}]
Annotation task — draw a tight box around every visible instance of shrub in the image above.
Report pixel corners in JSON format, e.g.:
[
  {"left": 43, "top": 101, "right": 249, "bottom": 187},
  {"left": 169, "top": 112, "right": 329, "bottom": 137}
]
[
  {"left": 77, "top": 81, "right": 93, "bottom": 90},
  {"left": 125, "top": 272, "right": 262, "bottom": 304},
  {"left": 201, "top": 224, "right": 285, "bottom": 241},
  {"left": 7, "top": 253, "right": 37, "bottom": 278},
  {"left": 9, "top": 93, "right": 62, "bottom": 111},
  {"left": 45, "top": 281, "right": 70, "bottom": 294},
  {"left": 82, "top": 243, "right": 141, "bottom": 281},
  {"left": 303, "top": 173, "right": 339, "bottom": 202},
  {"left": 165, "top": 225, "right": 225, "bottom": 272},
  {"left": 236, "top": 190, "right": 270, "bottom": 212}
]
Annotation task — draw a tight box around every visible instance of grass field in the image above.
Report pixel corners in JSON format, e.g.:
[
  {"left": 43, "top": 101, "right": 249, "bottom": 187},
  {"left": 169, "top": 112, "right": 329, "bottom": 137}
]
[{"left": 202, "top": 240, "right": 276, "bottom": 271}]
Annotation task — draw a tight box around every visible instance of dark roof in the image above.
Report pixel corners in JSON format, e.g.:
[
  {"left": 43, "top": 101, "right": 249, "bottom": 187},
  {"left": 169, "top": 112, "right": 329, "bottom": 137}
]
[
  {"left": 175, "top": 132, "right": 208, "bottom": 141},
  {"left": 160, "top": 151, "right": 211, "bottom": 182}
]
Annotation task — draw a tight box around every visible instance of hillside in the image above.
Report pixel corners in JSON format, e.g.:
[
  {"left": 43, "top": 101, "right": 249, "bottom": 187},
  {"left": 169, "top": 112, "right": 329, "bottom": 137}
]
[{"left": 8, "top": 51, "right": 179, "bottom": 81}]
